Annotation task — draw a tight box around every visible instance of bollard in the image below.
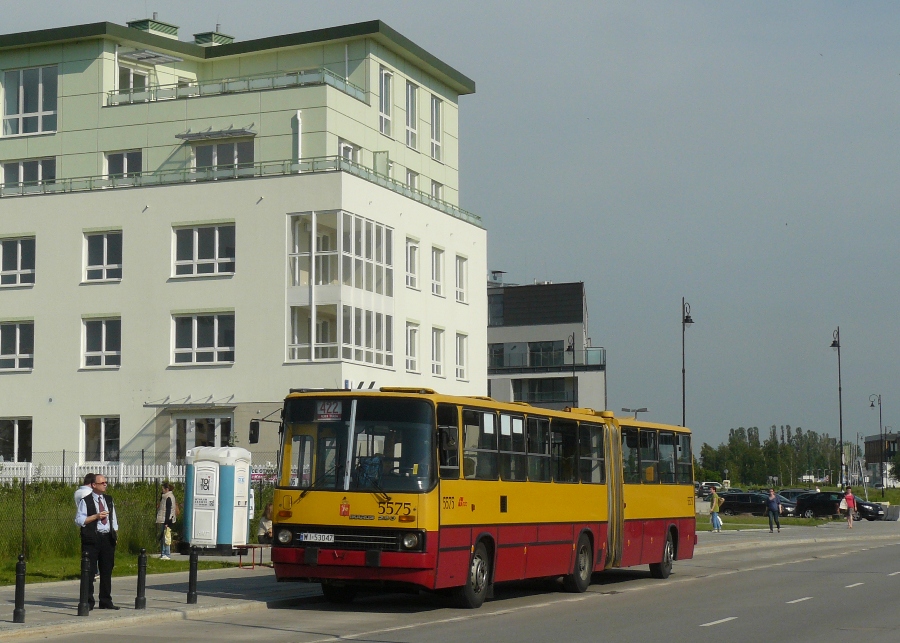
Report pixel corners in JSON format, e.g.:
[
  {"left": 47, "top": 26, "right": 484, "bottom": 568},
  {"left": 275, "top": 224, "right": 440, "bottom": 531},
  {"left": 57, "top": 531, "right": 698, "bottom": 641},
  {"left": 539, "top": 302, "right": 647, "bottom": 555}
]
[
  {"left": 77, "top": 551, "right": 91, "bottom": 616},
  {"left": 13, "top": 555, "right": 25, "bottom": 623},
  {"left": 186, "top": 546, "right": 198, "bottom": 604},
  {"left": 135, "top": 548, "right": 147, "bottom": 609}
]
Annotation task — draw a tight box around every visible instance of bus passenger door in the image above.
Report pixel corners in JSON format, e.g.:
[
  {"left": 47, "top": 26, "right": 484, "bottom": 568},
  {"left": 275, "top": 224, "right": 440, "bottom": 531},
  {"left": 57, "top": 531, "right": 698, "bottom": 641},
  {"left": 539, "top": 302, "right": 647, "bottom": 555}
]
[{"left": 619, "top": 426, "right": 643, "bottom": 568}]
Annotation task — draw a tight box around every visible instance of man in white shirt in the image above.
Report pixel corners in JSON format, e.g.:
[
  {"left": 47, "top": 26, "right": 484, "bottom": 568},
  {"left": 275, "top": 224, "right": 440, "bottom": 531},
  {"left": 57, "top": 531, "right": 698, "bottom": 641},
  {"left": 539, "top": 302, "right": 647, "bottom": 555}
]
[{"left": 74, "top": 475, "right": 120, "bottom": 610}]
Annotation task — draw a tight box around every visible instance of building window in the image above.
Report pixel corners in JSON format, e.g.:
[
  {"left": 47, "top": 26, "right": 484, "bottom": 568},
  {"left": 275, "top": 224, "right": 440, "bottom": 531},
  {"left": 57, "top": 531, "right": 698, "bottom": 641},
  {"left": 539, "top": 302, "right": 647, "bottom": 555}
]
[
  {"left": 431, "top": 180, "right": 443, "bottom": 200},
  {"left": 379, "top": 67, "right": 392, "bottom": 136},
  {"left": 488, "top": 343, "right": 504, "bottom": 369},
  {"left": 338, "top": 139, "right": 361, "bottom": 163},
  {"left": 431, "top": 247, "right": 444, "bottom": 296},
  {"left": 1, "top": 237, "right": 35, "bottom": 286},
  {"left": 456, "top": 333, "right": 467, "bottom": 380},
  {"left": 406, "top": 169, "right": 419, "bottom": 190},
  {"left": 174, "top": 225, "right": 235, "bottom": 276},
  {"left": 488, "top": 293, "right": 504, "bottom": 326},
  {"left": 107, "top": 150, "right": 142, "bottom": 178},
  {"left": 2, "top": 158, "right": 56, "bottom": 188},
  {"left": 406, "top": 322, "right": 419, "bottom": 372},
  {"left": 85, "top": 232, "right": 122, "bottom": 281},
  {"left": 0, "top": 418, "right": 32, "bottom": 463},
  {"left": 432, "top": 327, "right": 444, "bottom": 376},
  {"left": 173, "top": 314, "right": 235, "bottom": 364},
  {"left": 455, "top": 256, "right": 467, "bottom": 303},
  {"left": 406, "top": 82, "right": 418, "bottom": 148},
  {"left": 2, "top": 65, "right": 57, "bottom": 136},
  {"left": 333, "top": 305, "right": 393, "bottom": 366},
  {"left": 118, "top": 66, "right": 147, "bottom": 92},
  {"left": 528, "top": 340, "right": 564, "bottom": 367},
  {"left": 84, "top": 417, "right": 119, "bottom": 463},
  {"left": 290, "top": 304, "right": 341, "bottom": 360},
  {"left": 405, "top": 239, "right": 419, "bottom": 289},
  {"left": 175, "top": 417, "right": 233, "bottom": 461},
  {"left": 0, "top": 322, "right": 33, "bottom": 370},
  {"left": 430, "top": 95, "right": 442, "bottom": 161},
  {"left": 512, "top": 378, "right": 573, "bottom": 404},
  {"left": 194, "top": 141, "right": 254, "bottom": 171},
  {"left": 84, "top": 318, "right": 121, "bottom": 368}
]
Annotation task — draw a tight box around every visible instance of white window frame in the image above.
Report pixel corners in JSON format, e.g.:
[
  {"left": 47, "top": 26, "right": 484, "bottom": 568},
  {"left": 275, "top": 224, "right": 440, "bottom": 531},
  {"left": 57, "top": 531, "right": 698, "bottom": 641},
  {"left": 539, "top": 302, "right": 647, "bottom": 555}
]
[
  {"left": 379, "top": 67, "right": 392, "bottom": 137},
  {"left": 106, "top": 150, "right": 142, "bottom": 178},
  {"left": 0, "top": 321, "right": 34, "bottom": 370},
  {"left": 173, "top": 224, "right": 235, "bottom": 276},
  {"left": 405, "top": 238, "right": 419, "bottom": 289},
  {"left": 406, "top": 169, "right": 419, "bottom": 191},
  {"left": 455, "top": 255, "right": 468, "bottom": 303},
  {"left": 83, "top": 318, "right": 121, "bottom": 368},
  {"left": 431, "top": 180, "right": 443, "bottom": 201},
  {"left": 431, "top": 247, "right": 444, "bottom": 297},
  {"left": 338, "top": 139, "right": 361, "bottom": 163},
  {"left": 1, "top": 237, "right": 36, "bottom": 286},
  {"left": 174, "top": 416, "right": 234, "bottom": 461},
  {"left": 406, "top": 322, "right": 419, "bottom": 372},
  {"left": 406, "top": 81, "right": 418, "bottom": 148},
  {"left": 192, "top": 140, "right": 254, "bottom": 172},
  {"left": 82, "top": 416, "right": 120, "bottom": 464},
  {"left": 172, "top": 313, "right": 235, "bottom": 365},
  {"left": 431, "top": 327, "right": 444, "bottom": 376},
  {"left": 0, "top": 417, "right": 32, "bottom": 463},
  {"left": 2, "top": 65, "right": 58, "bottom": 137},
  {"left": 84, "top": 231, "right": 122, "bottom": 282},
  {"left": 430, "top": 94, "right": 442, "bottom": 161},
  {"left": 2, "top": 158, "right": 56, "bottom": 188},
  {"left": 456, "top": 333, "right": 468, "bottom": 380},
  {"left": 118, "top": 66, "right": 148, "bottom": 92}
]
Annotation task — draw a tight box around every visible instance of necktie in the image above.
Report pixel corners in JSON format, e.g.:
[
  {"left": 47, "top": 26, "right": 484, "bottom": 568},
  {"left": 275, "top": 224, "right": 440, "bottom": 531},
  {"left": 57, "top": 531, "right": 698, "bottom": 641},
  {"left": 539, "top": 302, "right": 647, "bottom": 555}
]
[{"left": 98, "top": 496, "right": 108, "bottom": 525}]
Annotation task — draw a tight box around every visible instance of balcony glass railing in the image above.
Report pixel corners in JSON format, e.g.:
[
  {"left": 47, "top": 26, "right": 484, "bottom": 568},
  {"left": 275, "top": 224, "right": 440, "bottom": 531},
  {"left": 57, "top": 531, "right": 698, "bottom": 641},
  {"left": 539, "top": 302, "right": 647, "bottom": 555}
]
[
  {"left": 107, "top": 68, "right": 367, "bottom": 106},
  {"left": 0, "top": 156, "right": 482, "bottom": 228},
  {"left": 489, "top": 347, "right": 606, "bottom": 370}
]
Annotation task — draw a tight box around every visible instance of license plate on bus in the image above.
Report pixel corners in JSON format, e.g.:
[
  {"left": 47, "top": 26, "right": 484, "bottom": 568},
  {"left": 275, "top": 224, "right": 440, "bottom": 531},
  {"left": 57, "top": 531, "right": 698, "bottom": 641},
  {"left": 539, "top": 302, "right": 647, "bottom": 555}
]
[{"left": 299, "top": 533, "right": 334, "bottom": 543}]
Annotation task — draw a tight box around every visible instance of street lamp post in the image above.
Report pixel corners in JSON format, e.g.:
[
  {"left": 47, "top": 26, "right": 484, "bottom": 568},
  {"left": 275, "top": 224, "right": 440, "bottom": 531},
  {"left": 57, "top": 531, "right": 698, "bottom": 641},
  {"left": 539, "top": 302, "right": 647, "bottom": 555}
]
[
  {"left": 869, "top": 394, "right": 884, "bottom": 498},
  {"left": 566, "top": 333, "right": 577, "bottom": 408},
  {"left": 830, "top": 328, "right": 844, "bottom": 487},
  {"left": 682, "top": 298, "right": 694, "bottom": 427},
  {"left": 622, "top": 407, "right": 648, "bottom": 419}
]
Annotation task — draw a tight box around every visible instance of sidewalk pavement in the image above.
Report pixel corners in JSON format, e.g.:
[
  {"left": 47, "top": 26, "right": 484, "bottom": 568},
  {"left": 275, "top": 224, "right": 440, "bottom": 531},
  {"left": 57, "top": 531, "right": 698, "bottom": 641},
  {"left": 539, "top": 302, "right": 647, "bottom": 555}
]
[{"left": 0, "top": 557, "right": 321, "bottom": 641}]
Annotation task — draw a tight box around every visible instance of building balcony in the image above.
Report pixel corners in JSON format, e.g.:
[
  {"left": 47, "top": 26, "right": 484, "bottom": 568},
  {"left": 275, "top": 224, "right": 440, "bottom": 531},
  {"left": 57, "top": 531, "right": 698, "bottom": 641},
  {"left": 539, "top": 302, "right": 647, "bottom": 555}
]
[
  {"left": 107, "top": 67, "right": 367, "bottom": 106},
  {"left": 488, "top": 347, "right": 605, "bottom": 374},
  {"left": 0, "top": 156, "right": 482, "bottom": 228}
]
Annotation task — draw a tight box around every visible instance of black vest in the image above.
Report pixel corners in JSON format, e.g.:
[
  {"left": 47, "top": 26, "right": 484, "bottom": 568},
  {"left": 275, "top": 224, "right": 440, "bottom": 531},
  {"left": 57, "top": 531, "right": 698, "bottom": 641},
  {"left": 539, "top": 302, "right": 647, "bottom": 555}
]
[{"left": 81, "top": 494, "right": 117, "bottom": 546}]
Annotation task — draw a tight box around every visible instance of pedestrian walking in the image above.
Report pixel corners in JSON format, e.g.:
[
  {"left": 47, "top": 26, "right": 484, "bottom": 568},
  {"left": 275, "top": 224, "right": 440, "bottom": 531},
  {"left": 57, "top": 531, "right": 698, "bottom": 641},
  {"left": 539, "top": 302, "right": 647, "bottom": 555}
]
[
  {"left": 765, "top": 488, "right": 782, "bottom": 533},
  {"left": 844, "top": 486, "right": 856, "bottom": 529},
  {"left": 156, "top": 482, "right": 178, "bottom": 559},
  {"left": 709, "top": 488, "right": 723, "bottom": 532},
  {"left": 74, "top": 474, "right": 119, "bottom": 610}
]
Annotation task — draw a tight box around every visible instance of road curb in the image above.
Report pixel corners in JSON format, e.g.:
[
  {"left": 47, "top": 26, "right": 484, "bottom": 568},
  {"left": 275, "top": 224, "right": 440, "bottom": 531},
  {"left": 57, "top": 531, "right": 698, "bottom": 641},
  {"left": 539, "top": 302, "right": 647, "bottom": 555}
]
[{"left": 695, "top": 532, "right": 900, "bottom": 555}]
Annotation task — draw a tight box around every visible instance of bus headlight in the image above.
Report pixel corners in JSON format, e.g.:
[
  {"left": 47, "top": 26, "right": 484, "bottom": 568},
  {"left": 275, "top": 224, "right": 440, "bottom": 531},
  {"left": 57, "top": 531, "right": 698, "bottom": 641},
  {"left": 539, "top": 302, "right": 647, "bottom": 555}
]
[
  {"left": 401, "top": 533, "right": 419, "bottom": 550},
  {"left": 277, "top": 529, "right": 293, "bottom": 544}
]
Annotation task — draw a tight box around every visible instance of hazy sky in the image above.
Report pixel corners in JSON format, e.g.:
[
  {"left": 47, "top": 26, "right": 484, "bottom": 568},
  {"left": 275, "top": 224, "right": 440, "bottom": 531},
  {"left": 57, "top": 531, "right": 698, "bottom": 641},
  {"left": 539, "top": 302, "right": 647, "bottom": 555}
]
[{"left": 6, "top": 1, "right": 899, "bottom": 450}]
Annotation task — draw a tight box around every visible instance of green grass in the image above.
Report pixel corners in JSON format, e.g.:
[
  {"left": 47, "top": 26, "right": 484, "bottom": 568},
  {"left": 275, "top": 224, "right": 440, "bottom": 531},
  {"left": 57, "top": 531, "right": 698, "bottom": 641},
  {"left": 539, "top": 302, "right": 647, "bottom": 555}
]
[
  {"left": 0, "top": 554, "right": 236, "bottom": 586},
  {"left": 697, "top": 515, "right": 829, "bottom": 531}
]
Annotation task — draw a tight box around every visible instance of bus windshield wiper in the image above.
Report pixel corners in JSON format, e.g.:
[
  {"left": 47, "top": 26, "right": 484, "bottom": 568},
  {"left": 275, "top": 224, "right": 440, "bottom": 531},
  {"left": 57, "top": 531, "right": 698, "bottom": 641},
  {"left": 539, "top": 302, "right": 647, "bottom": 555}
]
[
  {"left": 353, "top": 459, "right": 391, "bottom": 503},
  {"left": 300, "top": 465, "right": 338, "bottom": 498}
]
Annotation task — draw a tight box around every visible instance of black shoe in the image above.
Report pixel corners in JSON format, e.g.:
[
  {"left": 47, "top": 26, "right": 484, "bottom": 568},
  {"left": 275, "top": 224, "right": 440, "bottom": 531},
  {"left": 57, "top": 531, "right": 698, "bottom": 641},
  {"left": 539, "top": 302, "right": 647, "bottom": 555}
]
[{"left": 99, "top": 604, "right": 120, "bottom": 610}]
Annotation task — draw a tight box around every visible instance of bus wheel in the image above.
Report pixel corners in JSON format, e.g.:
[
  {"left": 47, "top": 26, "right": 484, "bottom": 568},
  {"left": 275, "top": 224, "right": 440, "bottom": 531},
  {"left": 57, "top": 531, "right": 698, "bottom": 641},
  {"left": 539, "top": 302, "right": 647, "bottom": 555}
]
[
  {"left": 321, "top": 583, "right": 358, "bottom": 604},
  {"left": 563, "top": 533, "right": 593, "bottom": 593},
  {"left": 455, "top": 542, "right": 490, "bottom": 608},
  {"left": 650, "top": 533, "right": 674, "bottom": 579}
]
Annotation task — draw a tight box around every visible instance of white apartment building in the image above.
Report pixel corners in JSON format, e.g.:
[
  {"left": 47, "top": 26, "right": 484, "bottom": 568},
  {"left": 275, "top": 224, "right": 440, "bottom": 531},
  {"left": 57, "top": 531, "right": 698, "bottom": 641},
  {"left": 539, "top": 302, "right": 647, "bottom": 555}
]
[{"left": 0, "top": 18, "right": 486, "bottom": 466}]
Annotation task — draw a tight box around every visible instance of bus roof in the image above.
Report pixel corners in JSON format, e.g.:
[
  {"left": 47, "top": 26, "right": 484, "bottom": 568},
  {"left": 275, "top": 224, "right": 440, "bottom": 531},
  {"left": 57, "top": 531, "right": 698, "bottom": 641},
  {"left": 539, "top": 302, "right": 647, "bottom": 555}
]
[{"left": 283, "top": 388, "right": 691, "bottom": 433}]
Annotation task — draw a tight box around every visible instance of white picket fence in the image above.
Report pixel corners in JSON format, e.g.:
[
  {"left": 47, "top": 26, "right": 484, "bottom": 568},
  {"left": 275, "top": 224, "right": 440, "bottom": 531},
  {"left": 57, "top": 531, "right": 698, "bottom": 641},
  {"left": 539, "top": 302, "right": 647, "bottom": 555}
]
[{"left": 0, "top": 462, "right": 186, "bottom": 484}]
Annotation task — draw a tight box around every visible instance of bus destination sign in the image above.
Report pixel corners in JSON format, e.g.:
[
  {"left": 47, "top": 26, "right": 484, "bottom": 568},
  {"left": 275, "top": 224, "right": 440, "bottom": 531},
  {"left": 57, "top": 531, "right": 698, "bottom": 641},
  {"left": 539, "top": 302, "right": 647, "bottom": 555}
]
[{"left": 316, "top": 400, "right": 342, "bottom": 421}]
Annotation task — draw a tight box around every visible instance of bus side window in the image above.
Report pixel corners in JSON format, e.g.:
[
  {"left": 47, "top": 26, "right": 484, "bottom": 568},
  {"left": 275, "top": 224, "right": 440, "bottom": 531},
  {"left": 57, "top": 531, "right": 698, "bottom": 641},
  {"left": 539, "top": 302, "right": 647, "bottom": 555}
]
[
  {"left": 499, "top": 414, "right": 527, "bottom": 481},
  {"left": 550, "top": 418, "right": 578, "bottom": 483},
  {"left": 463, "top": 409, "right": 498, "bottom": 480},
  {"left": 676, "top": 433, "right": 693, "bottom": 484},
  {"left": 622, "top": 427, "right": 641, "bottom": 484},
  {"left": 658, "top": 431, "right": 676, "bottom": 484},
  {"left": 640, "top": 430, "right": 659, "bottom": 484},
  {"left": 527, "top": 417, "right": 550, "bottom": 482},
  {"left": 437, "top": 403, "right": 460, "bottom": 479},
  {"left": 292, "top": 434, "right": 313, "bottom": 487},
  {"left": 579, "top": 423, "right": 605, "bottom": 484}
]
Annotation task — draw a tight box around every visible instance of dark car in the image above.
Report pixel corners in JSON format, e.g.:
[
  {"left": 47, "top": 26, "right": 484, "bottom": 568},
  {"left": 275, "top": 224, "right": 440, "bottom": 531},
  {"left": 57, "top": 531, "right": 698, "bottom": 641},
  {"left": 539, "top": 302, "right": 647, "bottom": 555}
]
[
  {"left": 720, "top": 493, "right": 768, "bottom": 516},
  {"left": 855, "top": 498, "right": 885, "bottom": 521},
  {"left": 795, "top": 491, "right": 844, "bottom": 518},
  {"left": 778, "top": 488, "right": 815, "bottom": 502}
]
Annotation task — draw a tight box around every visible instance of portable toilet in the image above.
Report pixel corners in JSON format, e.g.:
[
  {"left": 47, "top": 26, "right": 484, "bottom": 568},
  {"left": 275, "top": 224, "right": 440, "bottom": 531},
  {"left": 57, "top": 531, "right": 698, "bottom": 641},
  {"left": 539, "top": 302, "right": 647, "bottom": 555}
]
[{"left": 184, "top": 446, "right": 252, "bottom": 553}]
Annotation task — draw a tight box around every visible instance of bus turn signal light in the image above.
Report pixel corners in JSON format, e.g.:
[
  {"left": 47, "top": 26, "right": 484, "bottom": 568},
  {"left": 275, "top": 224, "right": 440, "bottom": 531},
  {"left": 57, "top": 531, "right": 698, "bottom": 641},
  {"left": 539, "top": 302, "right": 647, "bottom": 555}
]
[
  {"left": 278, "top": 510, "right": 293, "bottom": 518},
  {"left": 399, "top": 515, "right": 415, "bottom": 523}
]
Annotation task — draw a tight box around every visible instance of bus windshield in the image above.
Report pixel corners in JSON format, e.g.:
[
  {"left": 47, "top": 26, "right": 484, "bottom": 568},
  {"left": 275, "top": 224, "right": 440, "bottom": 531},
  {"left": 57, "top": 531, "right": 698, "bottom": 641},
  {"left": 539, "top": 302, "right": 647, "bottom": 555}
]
[{"left": 281, "top": 396, "right": 435, "bottom": 493}]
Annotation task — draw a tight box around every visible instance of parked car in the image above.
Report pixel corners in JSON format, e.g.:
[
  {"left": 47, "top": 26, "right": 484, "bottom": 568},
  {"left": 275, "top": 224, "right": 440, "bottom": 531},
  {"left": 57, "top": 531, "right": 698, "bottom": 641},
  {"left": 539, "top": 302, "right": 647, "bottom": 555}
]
[
  {"left": 855, "top": 498, "right": 885, "bottom": 521},
  {"left": 795, "top": 491, "right": 843, "bottom": 518},
  {"left": 720, "top": 493, "right": 768, "bottom": 516},
  {"left": 778, "top": 488, "right": 815, "bottom": 502}
]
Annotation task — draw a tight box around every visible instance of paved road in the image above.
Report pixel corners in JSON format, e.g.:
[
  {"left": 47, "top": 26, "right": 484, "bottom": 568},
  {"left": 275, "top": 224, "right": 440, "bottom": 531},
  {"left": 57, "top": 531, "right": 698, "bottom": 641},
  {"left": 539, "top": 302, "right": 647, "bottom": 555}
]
[{"left": 21, "top": 523, "right": 900, "bottom": 642}]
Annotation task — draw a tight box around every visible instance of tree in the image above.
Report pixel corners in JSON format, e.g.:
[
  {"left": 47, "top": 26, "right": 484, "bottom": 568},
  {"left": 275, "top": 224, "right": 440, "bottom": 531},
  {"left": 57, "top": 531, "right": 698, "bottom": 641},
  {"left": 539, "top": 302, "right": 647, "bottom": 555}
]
[{"left": 891, "top": 450, "right": 900, "bottom": 483}]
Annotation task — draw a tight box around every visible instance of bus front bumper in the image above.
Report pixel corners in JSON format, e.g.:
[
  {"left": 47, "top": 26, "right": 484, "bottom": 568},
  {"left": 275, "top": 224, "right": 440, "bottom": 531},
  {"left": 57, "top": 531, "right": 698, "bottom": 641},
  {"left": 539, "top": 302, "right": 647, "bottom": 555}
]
[{"left": 272, "top": 545, "right": 438, "bottom": 586}]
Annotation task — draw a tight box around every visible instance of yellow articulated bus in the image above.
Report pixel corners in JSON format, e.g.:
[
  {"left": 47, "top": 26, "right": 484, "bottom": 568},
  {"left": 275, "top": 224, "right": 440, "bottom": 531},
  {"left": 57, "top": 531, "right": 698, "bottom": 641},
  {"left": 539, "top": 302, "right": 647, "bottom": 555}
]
[{"left": 256, "top": 388, "right": 695, "bottom": 607}]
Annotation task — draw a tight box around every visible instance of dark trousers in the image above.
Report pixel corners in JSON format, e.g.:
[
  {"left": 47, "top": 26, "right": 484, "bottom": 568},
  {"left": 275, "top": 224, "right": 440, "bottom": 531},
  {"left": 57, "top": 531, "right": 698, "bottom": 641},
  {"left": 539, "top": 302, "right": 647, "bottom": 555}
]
[
  {"left": 82, "top": 532, "right": 116, "bottom": 608},
  {"left": 766, "top": 509, "right": 781, "bottom": 531}
]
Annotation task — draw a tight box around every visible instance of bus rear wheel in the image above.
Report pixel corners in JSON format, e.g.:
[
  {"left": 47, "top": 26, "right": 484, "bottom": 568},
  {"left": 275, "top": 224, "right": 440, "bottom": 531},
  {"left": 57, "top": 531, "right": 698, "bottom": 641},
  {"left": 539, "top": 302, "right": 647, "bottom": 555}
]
[
  {"left": 649, "top": 533, "right": 674, "bottom": 579},
  {"left": 563, "top": 533, "right": 593, "bottom": 593},
  {"left": 321, "top": 583, "right": 358, "bottom": 604},
  {"left": 455, "top": 542, "right": 490, "bottom": 608}
]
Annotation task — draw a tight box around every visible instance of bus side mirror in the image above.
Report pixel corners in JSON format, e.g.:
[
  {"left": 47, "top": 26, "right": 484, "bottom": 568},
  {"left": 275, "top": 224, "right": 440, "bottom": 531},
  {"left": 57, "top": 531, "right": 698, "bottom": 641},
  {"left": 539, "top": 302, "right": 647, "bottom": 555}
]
[
  {"left": 249, "top": 420, "right": 260, "bottom": 444},
  {"left": 440, "top": 426, "right": 458, "bottom": 450}
]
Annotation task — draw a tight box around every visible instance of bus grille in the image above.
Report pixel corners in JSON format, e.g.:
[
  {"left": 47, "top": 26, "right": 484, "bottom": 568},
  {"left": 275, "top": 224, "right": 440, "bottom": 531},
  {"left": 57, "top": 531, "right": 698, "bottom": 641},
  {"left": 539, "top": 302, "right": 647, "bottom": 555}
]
[{"left": 287, "top": 526, "right": 424, "bottom": 552}]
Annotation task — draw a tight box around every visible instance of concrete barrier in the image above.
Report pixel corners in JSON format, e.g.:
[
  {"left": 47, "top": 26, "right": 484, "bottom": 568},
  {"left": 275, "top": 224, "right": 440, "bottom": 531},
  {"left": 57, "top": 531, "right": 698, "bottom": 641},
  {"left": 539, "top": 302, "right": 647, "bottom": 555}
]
[{"left": 883, "top": 505, "right": 900, "bottom": 521}]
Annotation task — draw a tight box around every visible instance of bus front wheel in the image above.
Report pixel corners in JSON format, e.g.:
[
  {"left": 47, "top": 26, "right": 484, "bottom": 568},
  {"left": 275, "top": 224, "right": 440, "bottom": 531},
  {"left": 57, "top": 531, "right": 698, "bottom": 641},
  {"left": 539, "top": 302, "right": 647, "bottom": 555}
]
[
  {"left": 563, "top": 533, "right": 593, "bottom": 593},
  {"left": 321, "top": 583, "right": 358, "bottom": 604},
  {"left": 649, "top": 533, "right": 674, "bottom": 579},
  {"left": 455, "top": 542, "right": 490, "bottom": 608}
]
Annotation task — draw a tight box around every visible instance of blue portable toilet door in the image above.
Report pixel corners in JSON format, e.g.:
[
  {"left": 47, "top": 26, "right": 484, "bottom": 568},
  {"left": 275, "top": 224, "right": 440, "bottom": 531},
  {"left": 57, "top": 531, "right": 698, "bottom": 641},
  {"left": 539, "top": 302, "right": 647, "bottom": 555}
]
[{"left": 191, "top": 462, "right": 219, "bottom": 547}]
